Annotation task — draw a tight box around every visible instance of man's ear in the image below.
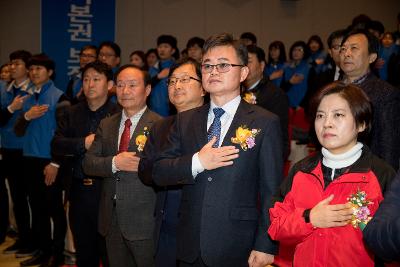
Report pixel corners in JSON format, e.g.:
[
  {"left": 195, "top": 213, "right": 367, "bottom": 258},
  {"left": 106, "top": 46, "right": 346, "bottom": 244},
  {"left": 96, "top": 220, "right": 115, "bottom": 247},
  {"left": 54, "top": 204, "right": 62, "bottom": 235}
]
[
  {"left": 145, "top": 84, "right": 151, "bottom": 97},
  {"left": 107, "top": 80, "right": 114, "bottom": 91},
  {"left": 368, "top": 53, "right": 377, "bottom": 64},
  {"left": 240, "top": 66, "right": 249, "bottom": 83}
]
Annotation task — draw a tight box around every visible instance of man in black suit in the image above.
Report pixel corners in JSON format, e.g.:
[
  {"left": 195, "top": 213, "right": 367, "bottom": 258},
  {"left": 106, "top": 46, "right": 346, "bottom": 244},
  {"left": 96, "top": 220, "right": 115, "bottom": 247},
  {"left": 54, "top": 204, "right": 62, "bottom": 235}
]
[
  {"left": 243, "top": 45, "right": 289, "bottom": 160},
  {"left": 83, "top": 65, "right": 161, "bottom": 267},
  {"left": 153, "top": 33, "right": 283, "bottom": 267},
  {"left": 52, "top": 61, "right": 119, "bottom": 267},
  {"left": 139, "top": 57, "right": 206, "bottom": 267}
]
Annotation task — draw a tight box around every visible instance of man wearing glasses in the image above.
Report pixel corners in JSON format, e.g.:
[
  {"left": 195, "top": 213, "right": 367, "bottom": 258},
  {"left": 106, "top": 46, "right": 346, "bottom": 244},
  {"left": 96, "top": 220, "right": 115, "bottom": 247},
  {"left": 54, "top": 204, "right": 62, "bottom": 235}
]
[
  {"left": 139, "top": 57, "right": 206, "bottom": 267},
  {"left": 83, "top": 64, "right": 161, "bottom": 267},
  {"left": 66, "top": 45, "right": 98, "bottom": 104},
  {"left": 153, "top": 33, "right": 282, "bottom": 267}
]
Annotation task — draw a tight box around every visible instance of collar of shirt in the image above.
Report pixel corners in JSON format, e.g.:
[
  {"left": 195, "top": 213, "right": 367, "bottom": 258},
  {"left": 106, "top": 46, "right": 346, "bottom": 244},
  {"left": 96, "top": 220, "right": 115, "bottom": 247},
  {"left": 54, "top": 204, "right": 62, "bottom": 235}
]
[
  {"left": 343, "top": 71, "right": 370, "bottom": 85},
  {"left": 247, "top": 79, "right": 262, "bottom": 91},
  {"left": 118, "top": 106, "right": 147, "bottom": 144},
  {"left": 6, "top": 78, "right": 30, "bottom": 92},
  {"left": 208, "top": 95, "right": 241, "bottom": 147}
]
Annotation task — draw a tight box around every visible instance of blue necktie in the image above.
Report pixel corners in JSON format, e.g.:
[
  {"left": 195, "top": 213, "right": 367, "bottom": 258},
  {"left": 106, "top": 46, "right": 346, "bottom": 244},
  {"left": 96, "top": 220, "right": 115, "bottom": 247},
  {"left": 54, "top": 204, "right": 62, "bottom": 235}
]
[{"left": 207, "top": 108, "right": 225, "bottom": 148}]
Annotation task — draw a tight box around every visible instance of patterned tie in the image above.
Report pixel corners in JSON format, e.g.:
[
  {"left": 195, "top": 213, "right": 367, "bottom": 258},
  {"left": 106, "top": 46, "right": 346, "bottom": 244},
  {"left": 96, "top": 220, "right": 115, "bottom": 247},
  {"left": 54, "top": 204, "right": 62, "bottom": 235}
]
[
  {"left": 118, "top": 119, "right": 132, "bottom": 153},
  {"left": 207, "top": 108, "right": 225, "bottom": 148}
]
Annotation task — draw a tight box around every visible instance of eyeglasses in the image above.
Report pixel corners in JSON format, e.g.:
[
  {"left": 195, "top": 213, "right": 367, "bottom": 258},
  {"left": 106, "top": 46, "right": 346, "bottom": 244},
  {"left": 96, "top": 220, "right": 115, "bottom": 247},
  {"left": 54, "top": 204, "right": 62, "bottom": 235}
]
[
  {"left": 201, "top": 63, "right": 244, "bottom": 73},
  {"left": 116, "top": 80, "right": 140, "bottom": 91},
  {"left": 99, "top": 53, "right": 116, "bottom": 58},
  {"left": 167, "top": 75, "right": 201, "bottom": 87}
]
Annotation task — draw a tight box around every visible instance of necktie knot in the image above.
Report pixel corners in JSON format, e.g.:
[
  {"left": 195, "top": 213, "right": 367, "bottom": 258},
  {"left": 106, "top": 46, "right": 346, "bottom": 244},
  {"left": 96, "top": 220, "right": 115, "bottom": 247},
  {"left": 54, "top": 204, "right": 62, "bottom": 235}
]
[
  {"left": 213, "top": 108, "right": 225, "bottom": 119},
  {"left": 124, "top": 118, "right": 132, "bottom": 127}
]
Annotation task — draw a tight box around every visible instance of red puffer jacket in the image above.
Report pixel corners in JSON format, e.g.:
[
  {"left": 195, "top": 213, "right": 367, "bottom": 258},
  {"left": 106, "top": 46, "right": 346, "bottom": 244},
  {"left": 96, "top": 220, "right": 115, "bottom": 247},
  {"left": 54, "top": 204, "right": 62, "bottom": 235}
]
[{"left": 268, "top": 147, "right": 395, "bottom": 267}]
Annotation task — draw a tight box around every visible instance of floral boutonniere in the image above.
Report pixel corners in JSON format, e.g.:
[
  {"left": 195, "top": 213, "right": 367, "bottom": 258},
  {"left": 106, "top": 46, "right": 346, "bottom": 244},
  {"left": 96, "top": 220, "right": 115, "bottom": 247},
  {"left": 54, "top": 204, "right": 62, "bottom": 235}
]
[
  {"left": 231, "top": 126, "right": 261, "bottom": 151},
  {"left": 135, "top": 127, "right": 149, "bottom": 152},
  {"left": 347, "top": 189, "right": 373, "bottom": 231},
  {"left": 243, "top": 92, "right": 257, "bottom": 105}
]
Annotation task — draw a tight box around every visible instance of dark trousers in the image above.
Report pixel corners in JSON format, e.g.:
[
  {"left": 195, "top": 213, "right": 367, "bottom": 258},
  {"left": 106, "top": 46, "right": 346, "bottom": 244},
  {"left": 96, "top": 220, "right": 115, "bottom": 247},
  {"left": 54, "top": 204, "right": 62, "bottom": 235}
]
[
  {"left": 155, "top": 189, "right": 181, "bottom": 267},
  {"left": 69, "top": 179, "right": 108, "bottom": 267},
  {"left": 2, "top": 148, "right": 32, "bottom": 245},
  {"left": 0, "top": 159, "right": 8, "bottom": 242},
  {"left": 105, "top": 209, "right": 154, "bottom": 267},
  {"left": 179, "top": 257, "right": 208, "bottom": 267},
  {"left": 24, "top": 156, "right": 66, "bottom": 255}
]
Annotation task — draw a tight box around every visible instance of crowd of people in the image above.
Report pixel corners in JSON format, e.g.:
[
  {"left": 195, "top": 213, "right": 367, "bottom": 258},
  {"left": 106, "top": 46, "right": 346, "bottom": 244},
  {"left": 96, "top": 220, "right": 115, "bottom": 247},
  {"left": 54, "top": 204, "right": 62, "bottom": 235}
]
[{"left": 0, "top": 13, "right": 400, "bottom": 267}]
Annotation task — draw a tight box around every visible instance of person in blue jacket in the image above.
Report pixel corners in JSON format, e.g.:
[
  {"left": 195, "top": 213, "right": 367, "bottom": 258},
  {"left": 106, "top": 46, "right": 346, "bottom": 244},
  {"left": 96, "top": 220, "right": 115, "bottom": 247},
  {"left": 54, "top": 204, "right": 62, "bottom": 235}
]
[
  {"left": 14, "top": 54, "right": 70, "bottom": 267},
  {"left": 364, "top": 171, "right": 400, "bottom": 263},
  {"left": 148, "top": 35, "right": 177, "bottom": 116}
]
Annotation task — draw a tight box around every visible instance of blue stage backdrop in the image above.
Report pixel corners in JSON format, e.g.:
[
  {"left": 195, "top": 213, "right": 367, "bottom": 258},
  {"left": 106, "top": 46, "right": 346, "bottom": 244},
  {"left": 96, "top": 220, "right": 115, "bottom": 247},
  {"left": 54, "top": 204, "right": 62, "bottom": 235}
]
[{"left": 41, "top": 0, "right": 115, "bottom": 91}]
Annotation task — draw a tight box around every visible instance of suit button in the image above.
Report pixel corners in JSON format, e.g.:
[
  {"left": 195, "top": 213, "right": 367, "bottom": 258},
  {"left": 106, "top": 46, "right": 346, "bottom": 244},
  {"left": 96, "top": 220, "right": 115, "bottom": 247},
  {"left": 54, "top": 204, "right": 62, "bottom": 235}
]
[
  {"left": 208, "top": 177, "right": 212, "bottom": 182},
  {"left": 116, "top": 177, "right": 120, "bottom": 182}
]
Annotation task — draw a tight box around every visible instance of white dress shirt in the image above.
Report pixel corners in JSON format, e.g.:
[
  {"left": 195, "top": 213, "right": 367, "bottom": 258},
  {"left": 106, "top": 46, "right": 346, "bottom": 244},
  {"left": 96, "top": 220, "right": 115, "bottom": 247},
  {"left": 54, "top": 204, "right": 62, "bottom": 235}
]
[{"left": 191, "top": 95, "right": 241, "bottom": 177}]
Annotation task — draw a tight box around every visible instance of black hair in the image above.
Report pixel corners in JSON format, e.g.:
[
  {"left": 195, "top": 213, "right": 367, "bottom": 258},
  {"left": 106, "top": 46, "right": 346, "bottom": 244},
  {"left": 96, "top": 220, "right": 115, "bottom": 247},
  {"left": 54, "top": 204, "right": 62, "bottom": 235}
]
[
  {"left": 168, "top": 57, "right": 202, "bottom": 81},
  {"left": 268, "top": 41, "right": 287, "bottom": 64},
  {"left": 9, "top": 50, "right": 32, "bottom": 66},
  {"left": 81, "top": 60, "right": 113, "bottom": 81},
  {"left": 289, "top": 41, "right": 310, "bottom": 61},
  {"left": 341, "top": 29, "right": 380, "bottom": 55},
  {"left": 246, "top": 45, "right": 266, "bottom": 63},
  {"left": 157, "top": 35, "right": 177, "bottom": 49},
  {"left": 307, "top": 35, "right": 324, "bottom": 52},
  {"left": 98, "top": 41, "right": 121, "bottom": 58},
  {"left": 327, "top": 29, "right": 348, "bottom": 48},
  {"left": 240, "top": 32, "right": 257, "bottom": 44},
  {"left": 203, "top": 33, "right": 248, "bottom": 65},
  {"left": 186, "top": 37, "right": 205, "bottom": 49}
]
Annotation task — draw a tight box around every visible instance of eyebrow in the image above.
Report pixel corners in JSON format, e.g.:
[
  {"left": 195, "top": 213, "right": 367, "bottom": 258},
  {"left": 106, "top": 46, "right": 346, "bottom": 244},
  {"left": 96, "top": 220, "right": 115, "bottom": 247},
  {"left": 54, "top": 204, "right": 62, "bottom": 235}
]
[{"left": 202, "top": 57, "right": 230, "bottom": 63}]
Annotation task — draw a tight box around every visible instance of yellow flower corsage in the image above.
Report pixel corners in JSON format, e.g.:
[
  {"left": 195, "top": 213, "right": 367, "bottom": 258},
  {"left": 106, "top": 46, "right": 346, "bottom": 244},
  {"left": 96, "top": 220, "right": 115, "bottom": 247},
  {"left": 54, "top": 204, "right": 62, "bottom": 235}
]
[
  {"left": 135, "top": 127, "right": 149, "bottom": 152},
  {"left": 231, "top": 126, "right": 261, "bottom": 151},
  {"left": 243, "top": 92, "right": 257, "bottom": 105}
]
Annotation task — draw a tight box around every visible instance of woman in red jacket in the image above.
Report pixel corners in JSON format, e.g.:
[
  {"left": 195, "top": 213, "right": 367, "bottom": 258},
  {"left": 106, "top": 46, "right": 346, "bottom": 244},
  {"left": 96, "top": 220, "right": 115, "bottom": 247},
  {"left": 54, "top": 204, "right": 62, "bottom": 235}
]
[{"left": 268, "top": 82, "right": 395, "bottom": 267}]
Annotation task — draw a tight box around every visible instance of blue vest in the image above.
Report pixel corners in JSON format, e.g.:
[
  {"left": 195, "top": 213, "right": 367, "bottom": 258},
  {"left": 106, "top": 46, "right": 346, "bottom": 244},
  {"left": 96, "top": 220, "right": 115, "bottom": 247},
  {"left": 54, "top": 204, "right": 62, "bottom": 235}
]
[
  {"left": 149, "top": 59, "right": 175, "bottom": 117},
  {"left": 22, "top": 81, "right": 63, "bottom": 158},
  {"left": 264, "top": 62, "right": 285, "bottom": 88},
  {"left": 284, "top": 60, "right": 311, "bottom": 107},
  {"left": 378, "top": 44, "right": 399, "bottom": 81},
  {"left": 0, "top": 81, "right": 33, "bottom": 149}
]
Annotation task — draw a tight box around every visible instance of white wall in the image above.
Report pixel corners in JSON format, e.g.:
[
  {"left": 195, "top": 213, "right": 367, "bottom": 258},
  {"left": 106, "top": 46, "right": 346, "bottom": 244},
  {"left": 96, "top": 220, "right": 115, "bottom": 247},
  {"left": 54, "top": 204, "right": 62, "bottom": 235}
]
[{"left": 1, "top": 0, "right": 398, "bottom": 65}]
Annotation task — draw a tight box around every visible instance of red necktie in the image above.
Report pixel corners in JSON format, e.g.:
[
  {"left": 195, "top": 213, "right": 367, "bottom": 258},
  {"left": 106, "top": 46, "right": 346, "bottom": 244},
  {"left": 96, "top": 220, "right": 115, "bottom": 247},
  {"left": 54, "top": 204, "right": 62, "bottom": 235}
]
[{"left": 118, "top": 119, "right": 132, "bottom": 153}]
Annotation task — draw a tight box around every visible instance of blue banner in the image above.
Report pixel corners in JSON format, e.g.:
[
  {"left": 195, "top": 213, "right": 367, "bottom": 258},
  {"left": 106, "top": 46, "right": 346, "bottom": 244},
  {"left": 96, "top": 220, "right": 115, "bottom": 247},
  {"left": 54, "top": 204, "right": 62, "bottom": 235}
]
[{"left": 41, "top": 0, "right": 115, "bottom": 91}]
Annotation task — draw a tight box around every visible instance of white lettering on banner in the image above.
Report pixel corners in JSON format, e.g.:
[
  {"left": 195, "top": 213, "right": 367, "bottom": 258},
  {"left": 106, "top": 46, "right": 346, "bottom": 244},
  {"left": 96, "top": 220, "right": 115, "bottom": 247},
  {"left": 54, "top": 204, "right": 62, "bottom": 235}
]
[{"left": 67, "top": 0, "right": 93, "bottom": 76}]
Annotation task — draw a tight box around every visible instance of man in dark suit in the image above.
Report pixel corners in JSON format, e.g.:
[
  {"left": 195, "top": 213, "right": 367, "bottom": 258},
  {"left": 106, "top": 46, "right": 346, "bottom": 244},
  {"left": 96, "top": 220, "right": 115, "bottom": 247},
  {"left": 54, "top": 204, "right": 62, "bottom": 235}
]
[
  {"left": 340, "top": 29, "right": 400, "bottom": 170},
  {"left": 243, "top": 44, "right": 289, "bottom": 160},
  {"left": 139, "top": 57, "right": 206, "bottom": 267},
  {"left": 52, "top": 61, "right": 119, "bottom": 267},
  {"left": 153, "top": 33, "right": 283, "bottom": 267},
  {"left": 83, "top": 65, "right": 161, "bottom": 267}
]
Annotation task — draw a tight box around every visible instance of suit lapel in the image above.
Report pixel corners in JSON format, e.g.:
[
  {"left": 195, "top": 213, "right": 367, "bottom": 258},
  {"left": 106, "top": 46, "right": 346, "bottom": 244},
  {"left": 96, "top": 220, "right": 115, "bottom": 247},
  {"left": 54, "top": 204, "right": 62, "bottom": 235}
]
[
  {"left": 128, "top": 108, "right": 154, "bottom": 153},
  {"left": 221, "top": 100, "right": 255, "bottom": 147},
  {"left": 193, "top": 103, "right": 210, "bottom": 148}
]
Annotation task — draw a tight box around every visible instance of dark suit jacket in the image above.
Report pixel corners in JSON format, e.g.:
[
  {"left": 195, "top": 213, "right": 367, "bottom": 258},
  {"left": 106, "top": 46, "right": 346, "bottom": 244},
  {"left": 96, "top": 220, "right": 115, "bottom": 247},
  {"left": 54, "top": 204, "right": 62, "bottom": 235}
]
[
  {"left": 138, "top": 115, "right": 182, "bottom": 252},
  {"left": 246, "top": 78, "right": 289, "bottom": 159},
  {"left": 153, "top": 100, "right": 283, "bottom": 266},
  {"left": 83, "top": 108, "right": 161, "bottom": 240}
]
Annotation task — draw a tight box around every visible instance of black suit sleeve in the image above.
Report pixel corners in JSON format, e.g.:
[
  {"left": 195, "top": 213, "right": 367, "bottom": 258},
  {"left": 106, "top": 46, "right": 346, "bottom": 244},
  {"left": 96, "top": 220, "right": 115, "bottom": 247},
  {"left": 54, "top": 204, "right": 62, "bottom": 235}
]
[
  {"left": 363, "top": 173, "right": 400, "bottom": 262},
  {"left": 153, "top": 114, "right": 195, "bottom": 186}
]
